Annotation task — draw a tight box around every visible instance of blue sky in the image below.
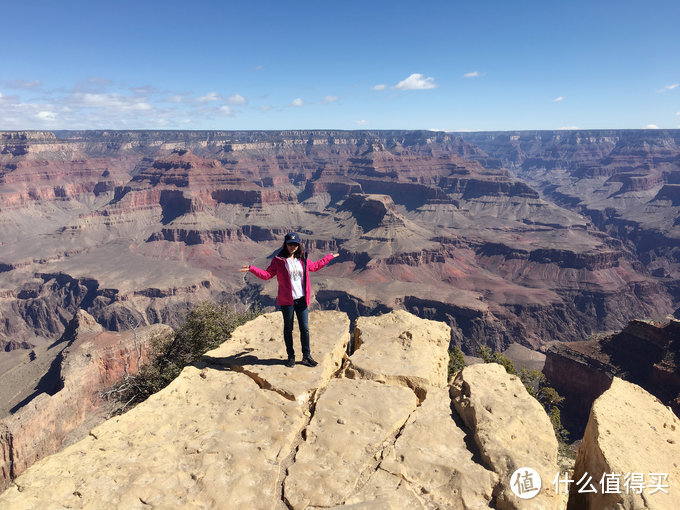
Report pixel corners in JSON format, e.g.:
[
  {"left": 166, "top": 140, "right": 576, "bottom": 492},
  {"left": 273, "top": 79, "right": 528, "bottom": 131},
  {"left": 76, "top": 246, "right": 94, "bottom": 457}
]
[{"left": 1, "top": 0, "right": 678, "bottom": 131}]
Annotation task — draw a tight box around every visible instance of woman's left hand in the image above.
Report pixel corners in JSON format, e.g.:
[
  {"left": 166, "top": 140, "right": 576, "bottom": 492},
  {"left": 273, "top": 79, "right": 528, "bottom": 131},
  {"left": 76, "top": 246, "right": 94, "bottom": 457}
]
[{"left": 332, "top": 253, "right": 339, "bottom": 258}]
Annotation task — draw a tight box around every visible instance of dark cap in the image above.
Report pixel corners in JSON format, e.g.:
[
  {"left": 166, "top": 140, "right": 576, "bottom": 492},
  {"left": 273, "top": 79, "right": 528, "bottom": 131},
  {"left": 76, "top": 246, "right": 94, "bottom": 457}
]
[{"left": 284, "top": 232, "right": 301, "bottom": 244}]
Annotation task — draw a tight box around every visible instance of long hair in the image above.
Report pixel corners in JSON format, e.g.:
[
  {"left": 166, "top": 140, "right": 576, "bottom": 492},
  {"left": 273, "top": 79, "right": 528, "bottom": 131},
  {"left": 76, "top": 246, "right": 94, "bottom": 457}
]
[{"left": 277, "top": 241, "right": 304, "bottom": 259}]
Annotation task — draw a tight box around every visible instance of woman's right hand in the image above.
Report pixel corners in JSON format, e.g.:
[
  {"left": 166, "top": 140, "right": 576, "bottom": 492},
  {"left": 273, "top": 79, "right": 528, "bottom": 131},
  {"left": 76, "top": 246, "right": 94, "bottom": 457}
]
[{"left": 238, "top": 265, "right": 250, "bottom": 272}]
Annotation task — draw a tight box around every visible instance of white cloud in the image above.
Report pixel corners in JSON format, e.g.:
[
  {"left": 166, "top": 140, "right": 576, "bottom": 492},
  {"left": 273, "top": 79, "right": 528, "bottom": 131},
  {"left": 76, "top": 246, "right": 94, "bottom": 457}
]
[
  {"left": 166, "top": 95, "right": 184, "bottom": 103},
  {"left": 557, "top": 126, "right": 580, "bottom": 130},
  {"left": 657, "top": 84, "right": 679, "bottom": 93},
  {"left": 356, "top": 119, "right": 369, "bottom": 125},
  {"left": 372, "top": 84, "right": 387, "bottom": 91},
  {"left": 463, "top": 71, "right": 480, "bottom": 78},
  {"left": 290, "top": 98, "right": 304, "bottom": 107},
  {"left": 394, "top": 73, "right": 437, "bottom": 90},
  {"left": 35, "top": 111, "right": 56, "bottom": 121},
  {"left": 219, "top": 105, "right": 235, "bottom": 116},
  {"left": 228, "top": 94, "right": 247, "bottom": 105},
  {"left": 553, "top": 96, "right": 564, "bottom": 102},
  {"left": 258, "top": 105, "right": 274, "bottom": 112},
  {"left": 322, "top": 95, "right": 339, "bottom": 104},
  {"left": 646, "top": 124, "right": 660, "bottom": 129},
  {"left": 197, "top": 92, "right": 222, "bottom": 102},
  {"left": 676, "top": 111, "right": 680, "bottom": 115},
  {"left": 70, "top": 92, "right": 152, "bottom": 112},
  {"left": 253, "top": 65, "right": 264, "bottom": 71}
]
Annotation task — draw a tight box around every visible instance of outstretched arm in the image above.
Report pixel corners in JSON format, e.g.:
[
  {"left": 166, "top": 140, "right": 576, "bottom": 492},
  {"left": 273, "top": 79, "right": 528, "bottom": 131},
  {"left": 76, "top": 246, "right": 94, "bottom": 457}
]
[
  {"left": 308, "top": 253, "right": 339, "bottom": 272},
  {"left": 239, "top": 261, "right": 277, "bottom": 280}
]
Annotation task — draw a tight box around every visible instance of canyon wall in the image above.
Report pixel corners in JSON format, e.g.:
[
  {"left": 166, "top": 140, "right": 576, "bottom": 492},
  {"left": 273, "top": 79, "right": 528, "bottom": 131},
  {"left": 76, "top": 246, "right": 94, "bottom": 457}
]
[
  {"left": 0, "top": 309, "right": 170, "bottom": 491},
  {"left": 2, "top": 129, "right": 676, "bottom": 359}
]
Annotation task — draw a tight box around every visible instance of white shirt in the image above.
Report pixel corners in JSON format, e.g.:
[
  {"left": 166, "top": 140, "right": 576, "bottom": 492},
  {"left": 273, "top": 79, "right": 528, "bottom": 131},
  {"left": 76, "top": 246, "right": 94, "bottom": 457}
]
[{"left": 286, "top": 257, "right": 304, "bottom": 300}]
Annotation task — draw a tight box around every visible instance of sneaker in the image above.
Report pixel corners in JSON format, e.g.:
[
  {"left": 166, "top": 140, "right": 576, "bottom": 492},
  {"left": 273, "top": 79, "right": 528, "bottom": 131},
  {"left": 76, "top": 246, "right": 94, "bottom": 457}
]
[
  {"left": 300, "top": 356, "right": 318, "bottom": 367},
  {"left": 285, "top": 357, "right": 296, "bottom": 368}
]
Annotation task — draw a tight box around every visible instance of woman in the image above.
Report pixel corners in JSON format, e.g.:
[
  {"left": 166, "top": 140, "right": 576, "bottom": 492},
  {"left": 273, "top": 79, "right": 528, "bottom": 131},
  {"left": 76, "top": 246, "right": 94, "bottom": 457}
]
[{"left": 239, "top": 232, "right": 338, "bottom": 368}]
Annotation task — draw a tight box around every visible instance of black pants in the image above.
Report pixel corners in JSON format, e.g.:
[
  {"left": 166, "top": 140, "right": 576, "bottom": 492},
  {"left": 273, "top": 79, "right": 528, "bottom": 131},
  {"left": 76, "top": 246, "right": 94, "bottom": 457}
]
[{"left": 280, "top": 297, "right": 310, "bottom": 359}]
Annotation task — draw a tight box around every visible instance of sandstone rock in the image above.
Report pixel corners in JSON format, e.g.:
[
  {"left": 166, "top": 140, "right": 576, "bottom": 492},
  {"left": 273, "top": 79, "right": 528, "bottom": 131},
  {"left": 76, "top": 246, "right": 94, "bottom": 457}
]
[
  {"left": 284, "top": 378, "right": 418, "bottom": 508},
  {"left": 4, "top": 306, "right": 678, "bottom": 509},
  {"left": 0, "top": 366, "right": 306, "bottom": 510},
  {"left": 568, "top": 377, "right": 680, "bottom": 510},
  {"left": 380, "top": 387, "right": 498, "bottom": 509},
  {"left": 348, "top": 310, "right": 451, "bottom": 399},
  {"left": 203, "top": 311, "right": 350, "bottom": 403},
  {"left": 333, "top": 469, "right": 427, "bottom": 509},
  {"left": 451, "top": 363, "right": 560, "bottom": 510}
]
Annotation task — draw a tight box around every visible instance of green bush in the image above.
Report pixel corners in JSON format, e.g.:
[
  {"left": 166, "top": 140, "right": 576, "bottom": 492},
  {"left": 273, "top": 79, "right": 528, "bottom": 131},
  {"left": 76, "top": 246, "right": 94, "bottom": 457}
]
[
  {"left": 104, "top": 301, "right": 261, "bottom": 413},
  {"left": 447, "top": 345, "right": 466, "bottom": 378}
]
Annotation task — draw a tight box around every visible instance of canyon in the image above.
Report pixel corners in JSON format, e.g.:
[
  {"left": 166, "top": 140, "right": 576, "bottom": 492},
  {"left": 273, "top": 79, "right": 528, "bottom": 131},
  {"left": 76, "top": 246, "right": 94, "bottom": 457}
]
[
  {"left": 1, "top": 130, "right": 678, "bottom": 414},
  {"left": 1, "top": 129, "right": 677, "bottom": 363}
]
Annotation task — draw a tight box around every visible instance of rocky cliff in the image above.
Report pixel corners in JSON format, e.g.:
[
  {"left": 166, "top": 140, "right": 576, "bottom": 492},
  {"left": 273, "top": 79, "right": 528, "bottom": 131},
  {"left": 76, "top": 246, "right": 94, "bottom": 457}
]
[
  {"left": 1, "top": 310, "right": 677, "bottom": 509},
  {"left": 0, "top": 310, "right": 555, "bottom": 509},
  {"left": 0, "top": 310, "right": 170, "bottom": 491},
  {"left": 543, "top": 317, "right": 680, "bottom": 435}
]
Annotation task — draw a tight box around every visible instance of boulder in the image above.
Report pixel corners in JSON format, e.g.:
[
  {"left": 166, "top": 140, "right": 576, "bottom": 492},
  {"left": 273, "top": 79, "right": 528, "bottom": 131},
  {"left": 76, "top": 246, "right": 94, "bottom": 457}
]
[
  {"left": 203, "top": 311, "right": 350, "bottom": 403},
  {"left": 568, "top": 377, "right": 680, "bottom": 510},
  {"left": 284, "top": 378, "right": 418, "bottom": 508},
  {"left": 380, "top": 387, "right": 498, "bottom": 509},
  {"left": 451, "top": 363, "right": 560, "bottom": 510},
  {"left": 348, "top": 310, "right": 451, "bottom": 399}
]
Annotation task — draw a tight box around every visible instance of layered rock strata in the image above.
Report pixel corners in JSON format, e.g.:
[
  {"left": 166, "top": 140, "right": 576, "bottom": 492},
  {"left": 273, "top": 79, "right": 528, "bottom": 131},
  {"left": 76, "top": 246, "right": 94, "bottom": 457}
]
[
  {"left": 0, "top": 310, "right": 170, "bottom": 491},
  {"left": 2, "top": 129, "right": 674, "bottom": 364},
  {"left": 0, "top": 310, "right": 564, "bottom": 509},
  {"left": 461, "top": 130, "right": 680, "bottom": 297}
]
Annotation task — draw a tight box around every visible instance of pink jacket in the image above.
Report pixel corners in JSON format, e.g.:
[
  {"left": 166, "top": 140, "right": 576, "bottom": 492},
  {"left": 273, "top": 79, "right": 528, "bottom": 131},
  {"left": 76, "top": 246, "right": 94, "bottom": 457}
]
[{"left": 248, "top": 253, "right": 335, "bottom": 306}]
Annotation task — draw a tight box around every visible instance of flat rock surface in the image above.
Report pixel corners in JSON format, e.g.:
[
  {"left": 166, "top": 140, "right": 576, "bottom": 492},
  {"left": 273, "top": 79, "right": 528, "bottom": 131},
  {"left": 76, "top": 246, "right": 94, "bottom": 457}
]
[
  {"left": 349, "top": 310, "right": 451, "bottom": 398},
  {"left": 0, "top": 367, "right": 306, "bottom": 510},
  {"left": 451, "top": 363, "right": 561, "bottom": 510},
  {"left": 569, "top": 377, "right": 680, "bottom": 510},
  {"left": 203, "top": 311, "right": 350, "bottom": 403},
  {"left": 284, "top": 377, "right": 418, "bottom": 508},
  {"left": 333, "top": 469, "right": 427, "bottom": 509}
]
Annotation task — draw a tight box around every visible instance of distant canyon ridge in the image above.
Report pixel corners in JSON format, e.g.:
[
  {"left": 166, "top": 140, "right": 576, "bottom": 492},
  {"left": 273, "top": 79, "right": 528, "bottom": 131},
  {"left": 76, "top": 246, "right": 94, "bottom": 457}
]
[{"left": 1, "top": 129, "right": 678, "bottom": 360}]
